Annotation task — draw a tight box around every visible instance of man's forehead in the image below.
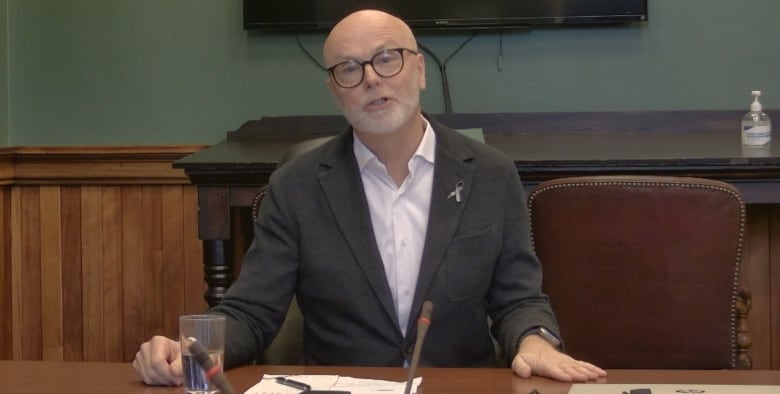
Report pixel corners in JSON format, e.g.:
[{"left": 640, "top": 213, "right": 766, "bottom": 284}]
[
  {"left": 328, "top": 36, "right": 402, "bottom": 58},
  {"left": 323, "top": 12, "right": 414, "bottom": 61}
]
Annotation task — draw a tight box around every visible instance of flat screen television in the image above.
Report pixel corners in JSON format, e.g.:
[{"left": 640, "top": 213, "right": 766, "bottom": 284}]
[{"left": 243, "top": 0, "right": 648, "bottom": 31}]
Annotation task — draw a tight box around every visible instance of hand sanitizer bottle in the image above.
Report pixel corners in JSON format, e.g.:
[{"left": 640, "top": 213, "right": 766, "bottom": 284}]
[{"left": 741, "top": 91, "right": 771, "bottom": 146}]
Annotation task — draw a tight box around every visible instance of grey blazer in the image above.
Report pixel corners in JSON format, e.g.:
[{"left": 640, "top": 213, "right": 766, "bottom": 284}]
[{"left": 214, "top": 115, "right": 559, "bottom": 369}]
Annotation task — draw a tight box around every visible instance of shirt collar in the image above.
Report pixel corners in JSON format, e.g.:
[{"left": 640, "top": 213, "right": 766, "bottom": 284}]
[{"left": 353, "top": 116, "right": 436, "bottom": 172}]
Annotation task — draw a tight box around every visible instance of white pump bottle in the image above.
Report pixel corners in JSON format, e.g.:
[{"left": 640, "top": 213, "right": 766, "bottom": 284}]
[{"left": 741, "top": 90, "right": 771, "bottom": 146}]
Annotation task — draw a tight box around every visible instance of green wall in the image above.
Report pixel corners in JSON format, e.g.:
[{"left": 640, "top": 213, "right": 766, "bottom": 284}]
[
  {"left": 5, "top": 0, "right": 780, "bottom": 146},
  {"left": 0, "top": 0, "right": 7, "bottom": 145}
]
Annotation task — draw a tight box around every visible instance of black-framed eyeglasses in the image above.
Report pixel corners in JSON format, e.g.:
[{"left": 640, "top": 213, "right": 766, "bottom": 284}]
[{"left": 327, "top": 48, "right": 419, "bottom": 89}]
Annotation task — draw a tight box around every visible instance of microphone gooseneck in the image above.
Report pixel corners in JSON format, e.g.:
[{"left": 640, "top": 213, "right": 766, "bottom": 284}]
[
  {"left": 403, "top": 301, "right": 434, "bottom": 394},
  {"left": 186, "top": 337, "right": 236, "bottom": 394}
]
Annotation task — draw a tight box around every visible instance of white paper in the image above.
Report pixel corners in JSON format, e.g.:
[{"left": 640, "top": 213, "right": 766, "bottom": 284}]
[{"left": 244, "top": 374, "right": 422, "bottom": 394}]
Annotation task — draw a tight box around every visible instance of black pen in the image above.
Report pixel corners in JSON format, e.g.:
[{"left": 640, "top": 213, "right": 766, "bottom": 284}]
[{"left": 275, "top": 376, "right": 312, "bottom": 391}]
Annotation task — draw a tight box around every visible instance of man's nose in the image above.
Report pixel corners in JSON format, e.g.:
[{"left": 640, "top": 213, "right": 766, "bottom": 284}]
[{"left": 362, "top": 63, "right": 382, "bottom": 86}]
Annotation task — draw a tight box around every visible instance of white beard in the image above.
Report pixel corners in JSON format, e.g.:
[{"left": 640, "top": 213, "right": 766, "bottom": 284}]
[{"left": 342, "top": 93, "right": 420, "bottom": 136}]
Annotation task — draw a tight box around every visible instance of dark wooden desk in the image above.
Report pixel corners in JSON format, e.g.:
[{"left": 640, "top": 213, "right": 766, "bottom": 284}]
[
  {"left": 2, "top": 361, "right": 779, "bottom": 393},
  {"left": 174, "top": 110, "right": 780, "bottom": 306}
]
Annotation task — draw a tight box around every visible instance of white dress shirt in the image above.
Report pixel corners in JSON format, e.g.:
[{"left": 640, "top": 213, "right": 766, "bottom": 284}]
[{"left": 353, "top": 118, "right": 436, "bottom": 337}]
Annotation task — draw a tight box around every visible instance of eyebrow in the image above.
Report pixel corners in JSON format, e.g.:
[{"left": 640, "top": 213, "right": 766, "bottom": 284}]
[{"left": 333, "top": 44, "right": 401, "bottom": 63}]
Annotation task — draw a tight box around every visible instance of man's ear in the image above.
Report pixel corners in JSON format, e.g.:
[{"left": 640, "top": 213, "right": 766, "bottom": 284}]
[
  {"left": 324, "top": 78, "right": 345, "bottom": 111},
  {"left": 324, "top": 77, "right": 338, "bottom": 97},
  {"left": 416, "top": 53, "right": 426, "bottom": 90}
]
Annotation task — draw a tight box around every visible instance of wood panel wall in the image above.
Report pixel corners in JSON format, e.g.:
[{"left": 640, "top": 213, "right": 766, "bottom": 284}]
[
  {"left": 0, "top": 146, "right": 208, "bottom": 362},
  {"left": 744, "top": 205, "right": 780, "bottom": 370},
  {"left": 0, "top": 145, "right": 777, "bottom": 369}
]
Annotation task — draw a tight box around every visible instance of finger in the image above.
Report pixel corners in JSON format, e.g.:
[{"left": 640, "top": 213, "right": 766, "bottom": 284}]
[
  {"left": 148, "top": 336, "right": 174, "bottom": 361},
  {"left": 559, "top": 364, "right": 590, "bottom": 382},
  {"left": 511, "top": 353, "right": 533, "bottom": 378},
  {"left": 149, "top": 338, "right": 183, "bottom": 385},
  {"left": 149, "top": 357, "right": 181, "bottom": 385},
  {"left": 564, "top": 361, "right": 606, "bottom": 380},
  {"left": 542, "top": 363, "right": 575, "bottom": 382},
  {"left": 524, "top": 357, "right": 584, "bottom": 382},
  {"left": 133, "top": 348, "right": 153, "bottom": 384},
  {"left": 576, "top": 362, "right": 607, "bottom": 379},
  {"left": 132, "top": 357, "right": 149, "bottom": 383},
  {"left": 580, "top": 361, "right": 607, "bottom": 377},
  {"left": 134, "top": 352, "right": 168, "bottom": 385},
  {"left": 559, "top": 362, "right": 604, "bottom": 382},
  {"left": 169, "top": 348, "right": 183, "bottom": 383},
  {"left": 135, "top": 337, "right": 182, "bottom": 386}
]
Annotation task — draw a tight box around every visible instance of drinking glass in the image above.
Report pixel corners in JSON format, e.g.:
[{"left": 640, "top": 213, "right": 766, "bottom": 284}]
[{"left": 179, "top": 314, "right": 226, "bottom": 394}]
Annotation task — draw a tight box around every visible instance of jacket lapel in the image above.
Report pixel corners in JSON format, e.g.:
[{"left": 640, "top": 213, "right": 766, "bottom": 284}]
[
  {"left": 407, "top": 123, "right": 476, "bottom": 335},
  {"left": 317, "top": 133, "right": 400, "bottom": 329}
]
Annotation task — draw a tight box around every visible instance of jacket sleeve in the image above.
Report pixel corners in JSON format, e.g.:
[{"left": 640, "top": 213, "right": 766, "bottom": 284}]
[
  {"left": 487, "top": 161, "right": 561, "bottom": 361},
  {"left": 209, "top": 170, "right": 300, "bottom": 368}
]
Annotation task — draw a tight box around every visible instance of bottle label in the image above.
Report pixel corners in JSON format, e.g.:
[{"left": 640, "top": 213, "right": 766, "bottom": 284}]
[{"left": 742, "top": 124, "right": 771, "bottom": 145}]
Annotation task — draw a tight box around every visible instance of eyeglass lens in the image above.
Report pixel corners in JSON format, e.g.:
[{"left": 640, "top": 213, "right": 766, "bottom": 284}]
[{"left": 331, "top": 49, "right": 406, "bottom": 88}]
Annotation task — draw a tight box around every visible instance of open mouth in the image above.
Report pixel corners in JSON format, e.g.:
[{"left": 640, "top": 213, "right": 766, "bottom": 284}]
[{"left": 367, "top": 97, "right": 390, "bottom": 108}]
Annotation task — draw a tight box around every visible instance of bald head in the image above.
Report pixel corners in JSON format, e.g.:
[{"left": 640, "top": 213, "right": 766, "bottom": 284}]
[
  {"left": 321, "top": 9, "right": 426, "bottom": 139},
  {"left": 323, "top": 10, "right": 417, "bottom": 67}
]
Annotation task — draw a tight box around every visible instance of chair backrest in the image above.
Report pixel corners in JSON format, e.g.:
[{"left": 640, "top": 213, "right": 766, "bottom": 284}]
[
  {"left": 250, "top": 136, "right": 333, "bottom": 365},
  {"left": 527, "top": 175, "right": 749, "bottom": 369}
]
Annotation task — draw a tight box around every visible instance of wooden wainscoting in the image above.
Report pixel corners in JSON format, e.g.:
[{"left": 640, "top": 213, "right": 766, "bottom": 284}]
[
  {"left": 0, "top": 187, "right": 10, "bottom": 360},
  {"left": 744, "top": 205, "right": 780, "bottom": 369},
  {"left": 0, "top": 145, "right": 778, "bottom": 368},
  {"left": 0, "top": 146, "right": 208, "bottom": 362}
]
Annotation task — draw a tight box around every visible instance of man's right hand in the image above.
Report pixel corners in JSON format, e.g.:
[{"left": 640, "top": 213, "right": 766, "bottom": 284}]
[{"left": 133, "top": 335, "right": 183, "bottom": 386}]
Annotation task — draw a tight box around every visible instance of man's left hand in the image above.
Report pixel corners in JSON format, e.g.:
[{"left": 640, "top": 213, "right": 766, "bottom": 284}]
[{"left": 511, "top": 335, "right": 607, "bottom": 382}]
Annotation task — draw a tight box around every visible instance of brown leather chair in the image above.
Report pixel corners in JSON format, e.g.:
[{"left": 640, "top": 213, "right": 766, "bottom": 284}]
[
  {"left": 250, "top": 136, "right": 333, "bottom": 365},
  {"left": 527, "top": 175, "right": 752, "bottom": 369}
]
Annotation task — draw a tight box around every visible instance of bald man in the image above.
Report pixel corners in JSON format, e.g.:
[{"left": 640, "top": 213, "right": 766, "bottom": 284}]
[{"left": 133, "top": 9, "right": 605, "bottom": 385}]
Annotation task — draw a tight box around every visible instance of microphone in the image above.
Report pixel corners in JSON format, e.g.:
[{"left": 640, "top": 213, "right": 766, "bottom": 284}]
[
  {"left": 403, "top": 300, "right": 434, "bottom": 394},
  {"left": 186, "top": 337, "right": 236, "bottom": 394}
]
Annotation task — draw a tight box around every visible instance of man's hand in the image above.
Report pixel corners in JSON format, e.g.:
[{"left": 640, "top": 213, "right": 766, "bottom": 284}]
[
  {"left": 133, "top": 335, "right": 184, "bottom": 386},
  {"left": 511, "top": 334, "right": 606, "bottom": 382}
]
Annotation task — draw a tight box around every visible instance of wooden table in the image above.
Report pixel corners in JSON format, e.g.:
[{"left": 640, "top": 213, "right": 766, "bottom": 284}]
[
  {"left": 1, "top": 361, "right": 779, "bottom": 393},
  {"left": 173, "top": 110, "right": 780, "bottom": 306}
]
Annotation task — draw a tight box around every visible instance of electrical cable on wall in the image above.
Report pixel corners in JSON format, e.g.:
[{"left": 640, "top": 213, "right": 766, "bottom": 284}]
[
  {"left": 296, "top": 32, "right": 327, "bottom": 71},
  {"left": 497, "top": 30, "right": 503, "bottom": 72},
  {"left": 418, "top": 32, "right": 477, "bottom": 114}
]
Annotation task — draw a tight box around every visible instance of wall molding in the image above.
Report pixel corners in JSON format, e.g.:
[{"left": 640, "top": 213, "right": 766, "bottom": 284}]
[{"left": 0, "top": 145, "right": 207, "bottom": 185}]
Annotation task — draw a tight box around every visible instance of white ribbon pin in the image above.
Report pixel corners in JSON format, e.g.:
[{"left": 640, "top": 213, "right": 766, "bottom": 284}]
[{"left": 447, "top": 181, "right": 464, "bottom": 202}]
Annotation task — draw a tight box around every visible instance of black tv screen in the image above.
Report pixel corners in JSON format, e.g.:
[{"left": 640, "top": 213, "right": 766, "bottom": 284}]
[{"left": 243, "top": 0, "right": 648, "bottom": 31}]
